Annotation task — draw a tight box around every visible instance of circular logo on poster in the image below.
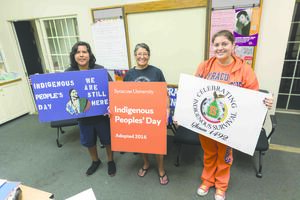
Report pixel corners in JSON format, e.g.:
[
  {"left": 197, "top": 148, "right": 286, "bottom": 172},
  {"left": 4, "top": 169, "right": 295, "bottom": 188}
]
[
  {"left": 200, "top": 93, "right": 228, "bottom": 123},
  {"left": 192, "top": 86, "right": 238, "bottom": 133}
]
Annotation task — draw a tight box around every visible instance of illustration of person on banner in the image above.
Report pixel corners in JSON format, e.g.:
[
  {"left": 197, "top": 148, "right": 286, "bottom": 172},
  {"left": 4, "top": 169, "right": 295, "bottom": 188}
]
[
  {"left": 66, "top": 88, "right": 91, "bottom": 115},
  {"left": 176, "top": 30, "right": 273, "bottom": 200},
  {"left": 65, "top": 41, "right": 116, "bottom": 177},
  {"left": 123, "top": 43, "right": 170, "bottom": 185}
]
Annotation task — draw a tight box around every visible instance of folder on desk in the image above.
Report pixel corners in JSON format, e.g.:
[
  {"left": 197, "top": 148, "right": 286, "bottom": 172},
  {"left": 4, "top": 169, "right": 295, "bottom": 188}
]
[
  {"left": 0, "top": 180, "right": 20, "bottom": 200},
  {"left": 0, "top": 179, "right": 7, "bottom": 187}
]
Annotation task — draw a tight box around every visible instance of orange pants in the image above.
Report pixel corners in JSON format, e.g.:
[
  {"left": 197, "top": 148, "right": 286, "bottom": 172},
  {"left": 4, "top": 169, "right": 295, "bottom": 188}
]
[{"left": 199, "top": 135, "right": 233, "bottom": 192}]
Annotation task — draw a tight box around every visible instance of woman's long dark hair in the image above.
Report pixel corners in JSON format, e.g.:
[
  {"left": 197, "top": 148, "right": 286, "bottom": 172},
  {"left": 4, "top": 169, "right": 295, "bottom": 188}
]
[{"left": 69, "top": 41, "right": 96, "bottom": 70}]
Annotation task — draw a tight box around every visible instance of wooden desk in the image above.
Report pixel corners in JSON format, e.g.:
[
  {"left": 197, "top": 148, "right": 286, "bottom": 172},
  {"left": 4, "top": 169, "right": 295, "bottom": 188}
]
[{"left": 19, "top": 185, "right": 53, "bottom": 200}]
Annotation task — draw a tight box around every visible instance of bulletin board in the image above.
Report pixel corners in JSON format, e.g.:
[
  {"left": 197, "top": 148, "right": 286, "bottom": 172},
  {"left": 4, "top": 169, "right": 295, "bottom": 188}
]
[
  {"left": 207, "top": 0, "right": 263, "bottom": 68},
  {"left": 91, "top": 0, "right": 208, "bottom": 84}
]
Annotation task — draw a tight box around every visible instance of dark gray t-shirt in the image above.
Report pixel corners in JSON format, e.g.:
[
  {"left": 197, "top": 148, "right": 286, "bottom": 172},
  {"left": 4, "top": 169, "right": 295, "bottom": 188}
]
[{"left": 123, "top": 65, "right": 166, "bottom": 82}]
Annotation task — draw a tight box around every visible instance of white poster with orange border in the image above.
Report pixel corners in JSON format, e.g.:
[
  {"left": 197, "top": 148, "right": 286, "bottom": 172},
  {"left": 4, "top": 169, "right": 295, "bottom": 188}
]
[{"left": 109, "top": 82, "right": 167, "bottom": 154}]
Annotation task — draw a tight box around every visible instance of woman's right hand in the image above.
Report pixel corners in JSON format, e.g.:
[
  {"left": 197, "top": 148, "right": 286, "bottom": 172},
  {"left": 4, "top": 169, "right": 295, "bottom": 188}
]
[{"left": 172, "top": 117, "right": 179, "bottom": 128}]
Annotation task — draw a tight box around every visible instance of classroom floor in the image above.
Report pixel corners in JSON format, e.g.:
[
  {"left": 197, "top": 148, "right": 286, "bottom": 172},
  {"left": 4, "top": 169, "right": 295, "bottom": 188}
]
[{"left": 0, "top": 113, "right": 299, "bottom": 200}]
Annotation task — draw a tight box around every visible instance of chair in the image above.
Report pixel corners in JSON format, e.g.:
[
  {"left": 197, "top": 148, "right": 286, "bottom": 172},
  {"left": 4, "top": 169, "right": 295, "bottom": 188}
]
[
  {"left": 171, "top": 124, "right": 201, "bottom": 167},
  {"left": 50, "top": 119, "right": 78, "bottom": 148},
  {"left": 167, "top": 85, "right": 201, "bottom": 167},
  {"left": 253, "top": 89, "right": 277, "bottom": 178},
  {"left": 255, "top": 114, "right": 277, "bottom": 178},
  {"left": 171, "top": 113, "right": 277, "bottom": 177}
]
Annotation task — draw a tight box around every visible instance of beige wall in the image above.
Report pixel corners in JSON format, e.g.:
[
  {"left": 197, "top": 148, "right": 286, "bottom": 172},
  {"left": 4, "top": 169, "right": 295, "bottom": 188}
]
[
  {"left": 127, "top": 7, "right": 206, "bottom": 84},
  {"left": 255, "top": 0, "right": 295, "bottom": 114}
]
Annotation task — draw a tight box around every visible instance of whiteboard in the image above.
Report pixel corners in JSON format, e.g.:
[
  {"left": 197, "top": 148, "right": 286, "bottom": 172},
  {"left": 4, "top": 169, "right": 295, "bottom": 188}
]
[{"left": 127, "top": 7, "right": 206, "bottom": 84}]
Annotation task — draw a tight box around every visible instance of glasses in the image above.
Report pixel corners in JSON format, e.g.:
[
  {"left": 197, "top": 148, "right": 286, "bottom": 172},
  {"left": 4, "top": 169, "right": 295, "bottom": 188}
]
[{"left": 136, "top": 53, "right": 149, "bottom": 57}]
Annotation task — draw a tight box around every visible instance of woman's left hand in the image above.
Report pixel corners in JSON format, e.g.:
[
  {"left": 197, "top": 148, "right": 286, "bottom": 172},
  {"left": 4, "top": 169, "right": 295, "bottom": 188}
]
[{"left": 263, "top": 95, "right": 274, "bottom": 110}]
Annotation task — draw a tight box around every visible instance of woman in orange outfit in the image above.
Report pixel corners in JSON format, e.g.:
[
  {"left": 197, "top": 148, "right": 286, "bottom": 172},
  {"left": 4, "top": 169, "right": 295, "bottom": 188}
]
[{"left": 195, "top": 30, "right": 273, "bottom": 200}]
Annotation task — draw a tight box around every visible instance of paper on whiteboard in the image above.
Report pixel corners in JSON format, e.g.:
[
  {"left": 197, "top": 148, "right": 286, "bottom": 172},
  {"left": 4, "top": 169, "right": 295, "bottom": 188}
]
[{"left": 92, "top": 19, "right": 129, "bottom": 70}]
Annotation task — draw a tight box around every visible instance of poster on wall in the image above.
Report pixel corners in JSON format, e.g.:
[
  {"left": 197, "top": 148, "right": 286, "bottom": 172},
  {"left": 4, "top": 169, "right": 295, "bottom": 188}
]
[
  {"left": 109, "top": 82, "right": 167, "bottom": 154},
  {"left": 209, "top": 7, "right": 261, "bottom": 65},
  {"left": 174, "top": 74, "right": 269, "bottom": 155},
  {"left": 233, "top": 7, "right": 261, "bottom": 46},
  {"left": 235, "top": 46, "right": 254, "bottom": 65},
  {"left": 209, "top": 9, "right": 236, "bottom": 57},
  {"left": 30, "top": 69, "right": 109, "bottom": 122}
]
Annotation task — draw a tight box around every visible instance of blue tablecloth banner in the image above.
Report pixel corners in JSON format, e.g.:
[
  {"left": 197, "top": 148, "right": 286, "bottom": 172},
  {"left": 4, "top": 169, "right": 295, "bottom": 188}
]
[{"left": 168, "top": 86, "right": 177, "bottom": 124}]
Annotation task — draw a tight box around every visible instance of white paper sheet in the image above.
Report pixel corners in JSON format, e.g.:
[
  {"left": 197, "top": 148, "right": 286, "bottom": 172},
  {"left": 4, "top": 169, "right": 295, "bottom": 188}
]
[
  {"left": 91, "top": 19, "right": 129, "bottom": 70},
  {"left": 65, "top": 188, "right": 96, "bottom": 200}
]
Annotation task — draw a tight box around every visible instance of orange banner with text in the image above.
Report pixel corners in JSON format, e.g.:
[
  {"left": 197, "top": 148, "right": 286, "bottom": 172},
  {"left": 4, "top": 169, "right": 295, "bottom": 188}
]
[{"left": 109, "top": 82, "right": 167, "bottom": 154}]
